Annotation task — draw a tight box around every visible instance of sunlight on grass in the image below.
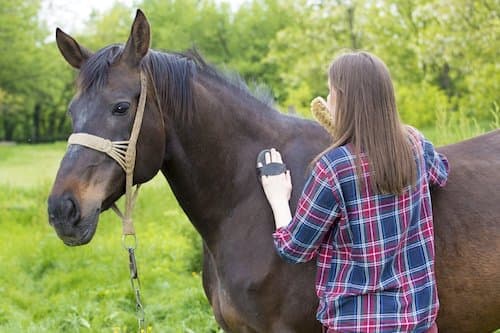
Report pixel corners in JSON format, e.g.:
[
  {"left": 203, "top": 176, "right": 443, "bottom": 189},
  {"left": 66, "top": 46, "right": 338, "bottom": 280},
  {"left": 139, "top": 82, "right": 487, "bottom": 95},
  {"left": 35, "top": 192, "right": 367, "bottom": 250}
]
[{"left": 0, "top": 142, "right": 66, "bottom": 187}]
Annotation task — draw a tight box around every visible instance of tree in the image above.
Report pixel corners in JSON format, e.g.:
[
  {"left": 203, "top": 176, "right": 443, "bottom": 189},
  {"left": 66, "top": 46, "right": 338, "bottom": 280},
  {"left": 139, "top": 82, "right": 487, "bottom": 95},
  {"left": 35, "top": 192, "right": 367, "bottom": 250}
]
[
  {"left": 0, "top": 0, "right": 75, "bottom": 141},
  {"left": 266, "top": 0, "right": 366, "bottom": 113},
  {"left": 0, "top": 0, "right": 496, "bottom": 141}
]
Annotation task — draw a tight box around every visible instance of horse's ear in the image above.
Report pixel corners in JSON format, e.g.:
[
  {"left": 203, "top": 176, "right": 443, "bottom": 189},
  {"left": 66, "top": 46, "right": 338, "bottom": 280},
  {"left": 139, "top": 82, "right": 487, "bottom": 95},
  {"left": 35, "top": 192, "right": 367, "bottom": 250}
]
[
  {"left": 121, "top": 9, "right": 150, "bottom": 67},
  {"left": 55, "top": 28, "right": 92, "bottom": 69}
]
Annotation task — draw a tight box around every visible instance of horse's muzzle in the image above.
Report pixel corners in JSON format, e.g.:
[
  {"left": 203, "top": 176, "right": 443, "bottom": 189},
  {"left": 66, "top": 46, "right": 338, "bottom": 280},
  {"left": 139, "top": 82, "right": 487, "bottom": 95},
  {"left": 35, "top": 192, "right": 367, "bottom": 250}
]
[
  {"left": 48, "top": 194, "right": 98, "bottom": 246},
  {"left": 48, "top": 193, "right": 80, "bottom": 227}
]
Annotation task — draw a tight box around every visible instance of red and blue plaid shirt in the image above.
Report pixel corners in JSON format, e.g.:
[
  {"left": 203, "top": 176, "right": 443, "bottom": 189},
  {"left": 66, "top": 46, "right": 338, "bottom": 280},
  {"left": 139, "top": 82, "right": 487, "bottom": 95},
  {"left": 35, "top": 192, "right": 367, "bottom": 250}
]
[{"left": 273, "top": 129, "right": 449, "bottom": 332}]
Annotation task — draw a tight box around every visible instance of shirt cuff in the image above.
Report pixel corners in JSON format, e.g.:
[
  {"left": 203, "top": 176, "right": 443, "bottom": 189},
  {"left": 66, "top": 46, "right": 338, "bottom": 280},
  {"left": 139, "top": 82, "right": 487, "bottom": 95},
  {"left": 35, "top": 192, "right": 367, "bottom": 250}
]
[{"left": 272, "top": 226, "right": 292, "bottom": 252}]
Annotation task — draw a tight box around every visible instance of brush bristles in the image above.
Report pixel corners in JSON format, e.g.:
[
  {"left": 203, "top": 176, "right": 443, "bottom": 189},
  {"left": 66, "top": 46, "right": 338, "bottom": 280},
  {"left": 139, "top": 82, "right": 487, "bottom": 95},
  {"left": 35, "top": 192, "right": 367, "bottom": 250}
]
[{"left": 311, "top": 96, "right": 334, "bottom": 136}]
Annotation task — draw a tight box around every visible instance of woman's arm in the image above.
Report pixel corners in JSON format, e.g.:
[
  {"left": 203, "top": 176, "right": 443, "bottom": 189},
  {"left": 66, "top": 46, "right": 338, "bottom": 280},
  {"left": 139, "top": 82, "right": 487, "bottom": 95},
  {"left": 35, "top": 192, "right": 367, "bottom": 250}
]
[
  {"left": 258, "top": 149, "right": 293, "bottom": 229},
  {"left": 422, "top": 137, "right": 450, "bottom": 187},
  {"left": 259, "top": 149, "right": 340, "bottom": 263}
]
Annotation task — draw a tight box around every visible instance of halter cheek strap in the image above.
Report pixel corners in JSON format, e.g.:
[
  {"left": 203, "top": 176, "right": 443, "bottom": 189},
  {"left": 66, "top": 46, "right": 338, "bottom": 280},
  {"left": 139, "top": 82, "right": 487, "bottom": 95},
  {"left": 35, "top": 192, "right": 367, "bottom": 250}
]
[{"left": 67, "top": 71, "right": 148, "bottom": 236}]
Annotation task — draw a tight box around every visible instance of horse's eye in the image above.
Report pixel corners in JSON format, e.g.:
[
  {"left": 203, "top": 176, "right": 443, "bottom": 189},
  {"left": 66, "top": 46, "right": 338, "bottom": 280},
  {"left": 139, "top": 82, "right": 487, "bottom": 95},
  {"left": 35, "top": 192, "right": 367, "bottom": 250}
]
[{"left": 112, "top": 102, "right": 130, "bottom": 115}]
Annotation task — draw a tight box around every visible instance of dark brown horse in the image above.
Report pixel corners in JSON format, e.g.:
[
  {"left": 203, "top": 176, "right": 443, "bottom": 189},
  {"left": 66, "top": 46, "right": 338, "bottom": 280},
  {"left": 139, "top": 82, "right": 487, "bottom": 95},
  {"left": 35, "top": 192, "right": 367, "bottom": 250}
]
[{"left": 48, "top": 10, "right": 499, "bottom": 333}]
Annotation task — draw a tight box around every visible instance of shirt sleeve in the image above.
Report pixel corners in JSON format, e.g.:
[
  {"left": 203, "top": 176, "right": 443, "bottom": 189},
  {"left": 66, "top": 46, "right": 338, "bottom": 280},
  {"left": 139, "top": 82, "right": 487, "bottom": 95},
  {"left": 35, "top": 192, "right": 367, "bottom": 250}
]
[
  {"left": 272, "top": 155, "right": 341, "bottom": 263},
  {"left": 422, "top": 137, "right": 450, "bottom": 187}
]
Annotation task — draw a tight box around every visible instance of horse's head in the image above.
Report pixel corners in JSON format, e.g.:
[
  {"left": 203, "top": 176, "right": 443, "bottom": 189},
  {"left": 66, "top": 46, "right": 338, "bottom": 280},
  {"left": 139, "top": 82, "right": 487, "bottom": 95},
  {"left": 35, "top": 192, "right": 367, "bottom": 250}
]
[{"left": 48, "top": 10, "right": 165, "bottom": 246}]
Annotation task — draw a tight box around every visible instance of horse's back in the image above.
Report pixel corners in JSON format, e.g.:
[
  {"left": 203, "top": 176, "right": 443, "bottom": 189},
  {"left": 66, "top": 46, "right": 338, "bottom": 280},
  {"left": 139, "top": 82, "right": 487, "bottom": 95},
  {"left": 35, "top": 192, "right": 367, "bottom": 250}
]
[{"left": 433, "top": 130, "right": 500, "bottom": 332}]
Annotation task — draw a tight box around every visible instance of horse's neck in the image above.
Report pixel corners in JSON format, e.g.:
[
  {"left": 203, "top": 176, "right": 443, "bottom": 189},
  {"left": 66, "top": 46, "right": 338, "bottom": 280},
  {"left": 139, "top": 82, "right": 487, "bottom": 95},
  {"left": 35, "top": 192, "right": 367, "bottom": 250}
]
[{"left": 160, "top": 76, "right": 289, "bottom": 244}]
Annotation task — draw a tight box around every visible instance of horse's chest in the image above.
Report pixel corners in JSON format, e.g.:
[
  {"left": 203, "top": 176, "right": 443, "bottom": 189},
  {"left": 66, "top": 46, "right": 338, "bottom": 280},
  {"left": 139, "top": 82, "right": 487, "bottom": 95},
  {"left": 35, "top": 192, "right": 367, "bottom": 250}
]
[
  {"left": 204, "top": 251, "right": 273, "bottom": 332},
  {"left": 212, "top": 272, "right": 270, "bottom": 331}
]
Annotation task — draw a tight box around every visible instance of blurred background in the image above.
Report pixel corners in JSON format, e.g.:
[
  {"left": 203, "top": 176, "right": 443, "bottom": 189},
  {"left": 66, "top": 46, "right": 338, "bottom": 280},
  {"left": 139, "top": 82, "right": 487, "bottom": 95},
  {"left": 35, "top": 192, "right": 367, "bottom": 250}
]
[
  {"left": 1, "top": 0, "right": 498, "bottom": 143},
  {"left": 0, "top": 0, "right": 498, "bottom": 331}
]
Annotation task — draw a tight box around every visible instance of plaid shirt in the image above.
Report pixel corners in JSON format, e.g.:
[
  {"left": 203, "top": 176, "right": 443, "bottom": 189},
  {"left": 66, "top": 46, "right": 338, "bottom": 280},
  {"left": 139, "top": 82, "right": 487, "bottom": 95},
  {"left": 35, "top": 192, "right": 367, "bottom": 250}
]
[{"left": 273, "top": 129, "right": 449, "bottom": 332}]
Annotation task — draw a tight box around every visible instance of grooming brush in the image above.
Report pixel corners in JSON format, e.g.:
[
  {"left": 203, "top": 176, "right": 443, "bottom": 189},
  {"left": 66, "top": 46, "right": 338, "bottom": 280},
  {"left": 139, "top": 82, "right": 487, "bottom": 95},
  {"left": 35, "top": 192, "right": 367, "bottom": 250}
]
[{"left": 311, "top": 96, "right": 334, "bottom": 136}]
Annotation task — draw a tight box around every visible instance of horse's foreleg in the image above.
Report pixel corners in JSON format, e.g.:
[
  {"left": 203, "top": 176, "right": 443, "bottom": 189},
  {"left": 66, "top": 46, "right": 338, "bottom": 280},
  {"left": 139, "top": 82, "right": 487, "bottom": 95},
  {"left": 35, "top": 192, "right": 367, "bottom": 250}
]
[{"left": 202, "top": 242, "right": 232, "bottom": 331}]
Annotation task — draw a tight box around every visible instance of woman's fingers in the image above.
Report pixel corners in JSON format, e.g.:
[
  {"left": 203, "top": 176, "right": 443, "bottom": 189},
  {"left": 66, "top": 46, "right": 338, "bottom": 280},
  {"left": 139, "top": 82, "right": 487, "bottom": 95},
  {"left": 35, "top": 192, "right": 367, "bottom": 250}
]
[
  {"left": 269, "top": 148, "right": 283, "bottom": 163},
  {"left": 265, "top": 151, "right": 271, "bottom": 165}
]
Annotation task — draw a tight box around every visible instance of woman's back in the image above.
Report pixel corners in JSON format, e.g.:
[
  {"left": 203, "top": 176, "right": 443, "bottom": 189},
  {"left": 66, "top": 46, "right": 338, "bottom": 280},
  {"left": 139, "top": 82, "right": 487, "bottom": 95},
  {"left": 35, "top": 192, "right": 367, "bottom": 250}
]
[
  {"left": 317, "top": 128, "right": 447, "bottom": 331},
  {"left": 273, "top": 128, "right": 448, "bottom": 332}
]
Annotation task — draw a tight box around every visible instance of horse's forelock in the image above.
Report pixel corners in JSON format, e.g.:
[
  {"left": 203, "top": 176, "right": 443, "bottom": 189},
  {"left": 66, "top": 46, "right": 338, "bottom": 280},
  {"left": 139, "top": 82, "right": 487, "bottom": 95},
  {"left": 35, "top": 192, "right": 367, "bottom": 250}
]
[{"left": 77, "top": 44, "right": 124, "bottom": 93}]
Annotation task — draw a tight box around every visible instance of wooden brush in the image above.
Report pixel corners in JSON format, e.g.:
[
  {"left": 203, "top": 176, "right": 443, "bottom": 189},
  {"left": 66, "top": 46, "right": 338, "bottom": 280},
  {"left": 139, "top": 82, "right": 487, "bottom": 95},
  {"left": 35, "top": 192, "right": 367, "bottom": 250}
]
[{"left": 311, "top": 96, "right": 335, "bottom": 136}]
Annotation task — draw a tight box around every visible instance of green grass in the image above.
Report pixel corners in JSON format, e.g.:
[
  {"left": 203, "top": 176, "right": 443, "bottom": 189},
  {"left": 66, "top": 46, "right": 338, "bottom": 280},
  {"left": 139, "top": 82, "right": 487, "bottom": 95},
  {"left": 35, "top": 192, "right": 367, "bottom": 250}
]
[
  {"left": 0, "top": 142, "right": 66, "bottom": 187},
  {"left": 421, "top": 102, "right": 500, "bottom": 146},
  {"left": 0, "top": 143, "right": 220, "bottom": 332}
]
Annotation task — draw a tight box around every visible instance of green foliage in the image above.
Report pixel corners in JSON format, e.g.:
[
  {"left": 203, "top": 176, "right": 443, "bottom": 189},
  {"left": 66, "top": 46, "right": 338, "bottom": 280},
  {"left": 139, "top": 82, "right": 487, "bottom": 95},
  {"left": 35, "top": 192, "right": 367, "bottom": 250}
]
[
  {"left": 0, "top": 0, "right": 497, "bottom": 142},
  {"left": 0, "top": 0, "right": 45, "bottom": 93},
  {"left": 396, "top": 81, "right": 450, "bottom": 128},
  {"left": 0, "top": 0, "right": 76, "bottom": 142},
  {"left": 0, "top": 89, "right": 25, "bottom": 141},
  {"left": 82, "top": 3, "right": 134, "bottom": 49},
  {"left": 266, "top": 0, "right": 498, "bottom": 125}
]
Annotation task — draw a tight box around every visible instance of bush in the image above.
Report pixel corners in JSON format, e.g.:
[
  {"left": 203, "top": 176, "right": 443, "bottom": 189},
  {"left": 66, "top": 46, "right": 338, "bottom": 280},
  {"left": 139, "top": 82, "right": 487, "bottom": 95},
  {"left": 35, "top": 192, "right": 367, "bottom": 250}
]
[{"left": 396, "top": 81, "right": 450, "bottom": 128}]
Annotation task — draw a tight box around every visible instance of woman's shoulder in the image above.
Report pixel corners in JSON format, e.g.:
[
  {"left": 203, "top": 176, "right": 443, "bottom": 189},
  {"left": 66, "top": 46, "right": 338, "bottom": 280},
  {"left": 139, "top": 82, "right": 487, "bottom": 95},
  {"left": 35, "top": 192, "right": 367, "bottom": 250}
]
[
  {"left": 323, "top": 144, "right": 351, "bottom": 161},
  {"left": 405, "top": 125, "right": 424, "bottom": 141},
  {"left": 404, "top": 125, "right": 434, "bottom": 155},
  {"left": 319, "top": 144, "right": 356, "bottom": 172}
]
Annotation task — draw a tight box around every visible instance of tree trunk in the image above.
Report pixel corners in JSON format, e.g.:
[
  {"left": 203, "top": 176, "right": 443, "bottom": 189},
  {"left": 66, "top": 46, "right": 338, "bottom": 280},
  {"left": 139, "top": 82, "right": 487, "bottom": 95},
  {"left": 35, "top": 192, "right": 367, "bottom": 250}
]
[{"left": 33, "top": 103, "right": 41, "bottom": 142}]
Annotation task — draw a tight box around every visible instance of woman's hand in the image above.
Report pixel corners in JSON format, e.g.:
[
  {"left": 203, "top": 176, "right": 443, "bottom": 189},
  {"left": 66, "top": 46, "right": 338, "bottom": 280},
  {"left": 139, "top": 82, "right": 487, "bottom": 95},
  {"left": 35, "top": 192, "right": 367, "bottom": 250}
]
[{"left": 258, "top": 148, "right": 292, "bottom": 209}]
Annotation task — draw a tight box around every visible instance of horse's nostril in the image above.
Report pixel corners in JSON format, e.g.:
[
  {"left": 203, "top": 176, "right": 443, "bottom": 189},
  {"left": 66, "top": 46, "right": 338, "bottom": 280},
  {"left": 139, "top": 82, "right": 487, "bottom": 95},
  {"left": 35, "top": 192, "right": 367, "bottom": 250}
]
[
  {"left": 48, "top": 194, "right": 81, "bottom": 226},
  {"left": 63, "top": 197, "right": 74, "bottom": 215},
  {"left": 65, "top": 196, "right": 80, "bottom": 226}
]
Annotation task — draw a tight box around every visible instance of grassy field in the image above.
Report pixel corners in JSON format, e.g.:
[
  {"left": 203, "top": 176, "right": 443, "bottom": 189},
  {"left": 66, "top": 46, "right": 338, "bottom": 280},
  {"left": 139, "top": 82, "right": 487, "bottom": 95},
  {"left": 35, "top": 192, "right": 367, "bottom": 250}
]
[
  {"left": 0, "top": 121, "right": 498, "bottom": 332},
  {"left": 0, "top": 142, "right": 220, "bottom": 332}
]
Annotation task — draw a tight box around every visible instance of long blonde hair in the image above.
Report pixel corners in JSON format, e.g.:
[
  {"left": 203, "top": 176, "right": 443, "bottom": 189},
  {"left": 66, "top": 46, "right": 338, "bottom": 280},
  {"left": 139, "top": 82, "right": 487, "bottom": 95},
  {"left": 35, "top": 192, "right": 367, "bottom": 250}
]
[{"left": 318, "top": 51, "right": 416, "bottom": 194}]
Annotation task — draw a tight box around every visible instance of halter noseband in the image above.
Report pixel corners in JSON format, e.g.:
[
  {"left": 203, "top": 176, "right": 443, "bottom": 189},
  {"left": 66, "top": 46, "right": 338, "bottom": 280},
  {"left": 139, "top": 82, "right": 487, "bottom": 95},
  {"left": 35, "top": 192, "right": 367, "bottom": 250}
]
[{"left": 67, "top": 71, "right": 148, "bottom": 236}]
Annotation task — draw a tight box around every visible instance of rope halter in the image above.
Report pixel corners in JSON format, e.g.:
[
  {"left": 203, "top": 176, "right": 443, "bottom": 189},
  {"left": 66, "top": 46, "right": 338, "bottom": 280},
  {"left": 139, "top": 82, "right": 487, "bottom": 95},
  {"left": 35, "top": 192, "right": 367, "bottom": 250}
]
[{"left": 67, "top": 71, "right": 148, "bottom": 236}]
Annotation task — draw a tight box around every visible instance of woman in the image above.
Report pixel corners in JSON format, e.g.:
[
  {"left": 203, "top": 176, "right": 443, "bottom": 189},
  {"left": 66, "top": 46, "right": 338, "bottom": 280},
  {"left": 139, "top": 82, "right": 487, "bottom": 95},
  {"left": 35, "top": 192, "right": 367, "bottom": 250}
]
[{"left": 257, "top": 52, "right": 449, "bottom": 332}]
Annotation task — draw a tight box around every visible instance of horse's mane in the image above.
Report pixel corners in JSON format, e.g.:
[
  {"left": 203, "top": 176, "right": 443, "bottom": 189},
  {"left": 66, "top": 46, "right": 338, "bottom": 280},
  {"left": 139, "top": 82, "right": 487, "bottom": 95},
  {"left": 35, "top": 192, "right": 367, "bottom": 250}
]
[
  {"left": 77, "top": 45, "right": 275, "bottom": 124},
  {"left": 179, "top": 49, "right": 274, "bottom": 107}
]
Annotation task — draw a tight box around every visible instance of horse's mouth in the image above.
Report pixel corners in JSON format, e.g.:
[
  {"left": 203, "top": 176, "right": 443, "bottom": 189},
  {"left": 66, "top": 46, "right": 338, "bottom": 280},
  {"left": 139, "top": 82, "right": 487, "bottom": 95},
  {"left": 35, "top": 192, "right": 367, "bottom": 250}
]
[
  {"left": 57, "top": 209, "right": 100, "bottom": 246},
  {"left": 62, "top": 224, "right": 97, "bottom": 246},
  {"left": 62, "top": 191, "right": 123, "bottom": 246}
]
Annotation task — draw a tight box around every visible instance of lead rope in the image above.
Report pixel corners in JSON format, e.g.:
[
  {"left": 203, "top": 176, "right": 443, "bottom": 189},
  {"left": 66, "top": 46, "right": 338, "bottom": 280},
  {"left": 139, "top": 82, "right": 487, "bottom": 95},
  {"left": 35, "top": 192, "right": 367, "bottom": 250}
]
[{"left": 67, "top": 71, "right": 149, "bottom": 332}]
